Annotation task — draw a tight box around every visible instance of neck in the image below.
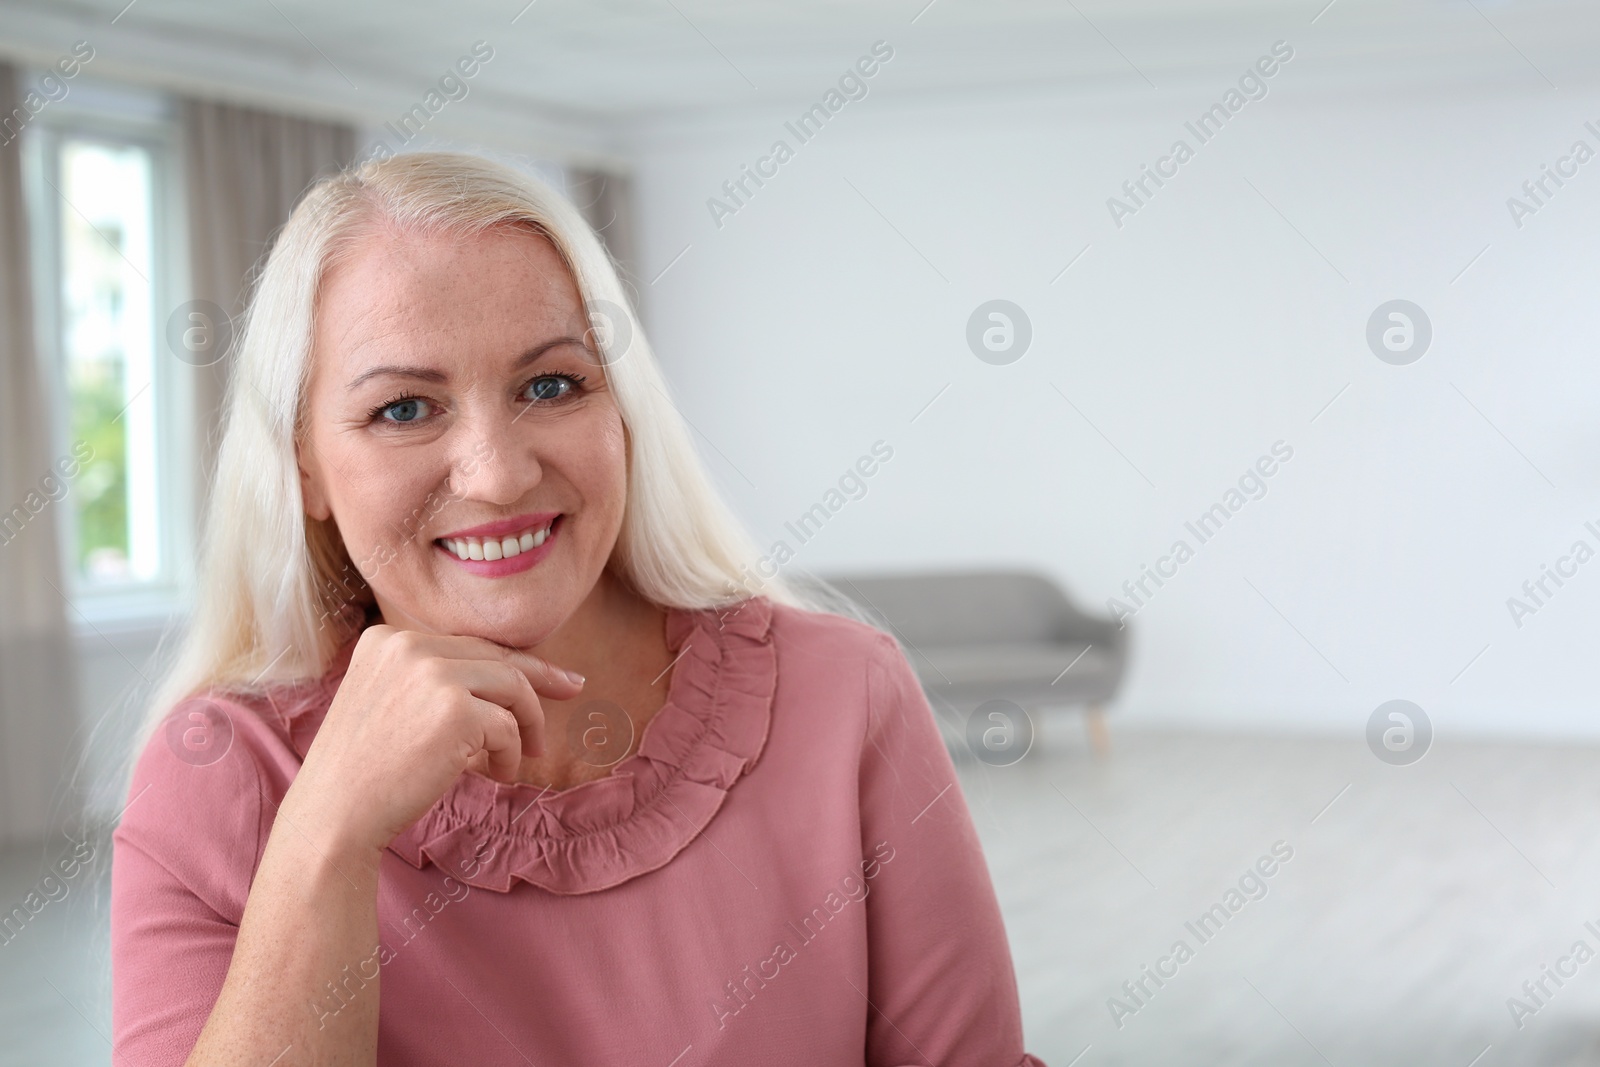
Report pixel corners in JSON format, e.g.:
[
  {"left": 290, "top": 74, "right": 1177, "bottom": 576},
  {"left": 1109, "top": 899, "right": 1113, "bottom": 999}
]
[
  {"left": 529, "top": 567, "right": 662, "bottom": 682},
  {"left": 512, "top": 569, "right": 673, "bottom": 789}
]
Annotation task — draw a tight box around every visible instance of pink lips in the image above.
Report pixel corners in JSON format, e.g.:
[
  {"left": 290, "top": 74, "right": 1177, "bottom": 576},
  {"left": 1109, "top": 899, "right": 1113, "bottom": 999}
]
[
  {"left": 435, "top": 514, "right": 562, "bottom": 578},
  {"left": 436, "top": 512, "right": 561, "bottom": 541}
]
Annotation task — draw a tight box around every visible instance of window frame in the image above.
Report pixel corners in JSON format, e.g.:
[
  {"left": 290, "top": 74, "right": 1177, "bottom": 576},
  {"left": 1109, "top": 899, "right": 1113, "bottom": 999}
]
[{"left": 21, "top": 76, "right": 195, "bottom": 627}]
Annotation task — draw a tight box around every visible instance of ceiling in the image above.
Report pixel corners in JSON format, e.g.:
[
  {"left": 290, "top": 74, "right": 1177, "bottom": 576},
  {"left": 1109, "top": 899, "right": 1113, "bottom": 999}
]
[{"left": 1, "top": 0, "right": 1596, "bottom": 159}]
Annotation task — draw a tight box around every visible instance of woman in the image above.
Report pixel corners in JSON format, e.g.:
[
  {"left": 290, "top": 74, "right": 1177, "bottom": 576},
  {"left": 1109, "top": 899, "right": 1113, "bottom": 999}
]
[{"left": 110, "top": 151, "right": 1044, "bottom": 1066}]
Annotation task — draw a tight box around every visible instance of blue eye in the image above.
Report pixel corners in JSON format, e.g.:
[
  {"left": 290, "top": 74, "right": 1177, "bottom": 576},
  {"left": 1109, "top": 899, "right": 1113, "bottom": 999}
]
[
  {"left": 522, "top": 373, "right": 586, "bottom": 403},
  {"left": 379, "top": 398, "right": 430, "bottom": 423}
]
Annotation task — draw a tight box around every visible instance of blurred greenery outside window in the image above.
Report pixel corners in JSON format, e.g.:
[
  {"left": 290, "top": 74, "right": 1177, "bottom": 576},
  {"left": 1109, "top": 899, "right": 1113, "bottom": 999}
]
[
  {"left": 59, "top": 139, "right": 154, "bottom": 583},
  {"left": 23, "top": 83, "right": 191, "bottom": 619}
]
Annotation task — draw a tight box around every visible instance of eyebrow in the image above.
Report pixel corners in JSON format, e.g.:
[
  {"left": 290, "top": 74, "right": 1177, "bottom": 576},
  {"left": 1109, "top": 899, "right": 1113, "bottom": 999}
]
[{"left": 345, "top": 335, "right": 592, "bottom": 391}]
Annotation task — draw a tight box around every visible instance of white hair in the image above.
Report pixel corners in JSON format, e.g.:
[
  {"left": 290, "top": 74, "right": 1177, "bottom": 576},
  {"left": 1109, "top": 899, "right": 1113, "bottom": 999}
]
[{"left": 113, "top": 150, "right": 871, "bottom": 803}]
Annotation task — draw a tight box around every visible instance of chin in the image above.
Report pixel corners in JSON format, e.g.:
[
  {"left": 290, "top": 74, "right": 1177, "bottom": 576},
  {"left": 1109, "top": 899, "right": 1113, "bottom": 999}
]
[
  {"left": 445, "top": 602, "right": 566, "bottom": 648},
  {"left": 377, "top": 540, "right": 604, "bottom": 645}
]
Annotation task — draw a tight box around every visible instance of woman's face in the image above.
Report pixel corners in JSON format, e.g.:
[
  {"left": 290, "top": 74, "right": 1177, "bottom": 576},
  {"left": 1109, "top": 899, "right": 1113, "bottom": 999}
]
[{"left": 297, "top": 220, "right": 627, "bottom": 647}]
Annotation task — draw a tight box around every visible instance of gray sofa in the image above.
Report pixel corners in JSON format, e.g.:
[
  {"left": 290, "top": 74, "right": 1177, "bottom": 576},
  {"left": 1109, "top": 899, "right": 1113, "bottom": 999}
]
[{"left": 816, "top": 569, "right": 1128, "bottom": 757}]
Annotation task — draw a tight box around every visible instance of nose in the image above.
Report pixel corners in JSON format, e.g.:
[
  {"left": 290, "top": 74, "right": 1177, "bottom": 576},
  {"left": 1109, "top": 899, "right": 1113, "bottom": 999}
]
[{"left": 447, "top": 413, "right": 539, "bottom": 507}]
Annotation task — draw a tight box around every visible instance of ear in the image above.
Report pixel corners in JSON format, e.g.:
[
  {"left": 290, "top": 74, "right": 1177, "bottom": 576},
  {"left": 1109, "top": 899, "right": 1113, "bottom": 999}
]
[{"left": 297, "top": 445, "right": 333, "bottom": 522}]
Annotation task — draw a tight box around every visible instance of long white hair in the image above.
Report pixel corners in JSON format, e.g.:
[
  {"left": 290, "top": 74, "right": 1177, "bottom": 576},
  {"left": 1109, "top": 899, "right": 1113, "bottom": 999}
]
[{"left": 113, "top": 150, "right": 868, "bottom": 803}]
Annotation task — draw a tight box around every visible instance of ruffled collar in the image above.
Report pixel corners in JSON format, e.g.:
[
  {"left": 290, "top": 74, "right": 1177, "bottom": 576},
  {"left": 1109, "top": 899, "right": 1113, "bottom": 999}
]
[{"left": 265, "top": 596, "right": 777, "bottom": 894}]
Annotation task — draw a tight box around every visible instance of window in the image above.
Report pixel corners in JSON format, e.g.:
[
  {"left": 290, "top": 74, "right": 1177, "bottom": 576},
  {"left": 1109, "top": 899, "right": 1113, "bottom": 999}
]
[{"left": 22, "top": 79, "right": 192, "bottom": 620}]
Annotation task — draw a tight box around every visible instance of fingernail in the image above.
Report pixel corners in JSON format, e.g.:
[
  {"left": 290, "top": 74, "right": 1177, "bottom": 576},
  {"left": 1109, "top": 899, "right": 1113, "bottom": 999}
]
[{"left": 565, "top": 669, "right": 586, "bottom": 685}]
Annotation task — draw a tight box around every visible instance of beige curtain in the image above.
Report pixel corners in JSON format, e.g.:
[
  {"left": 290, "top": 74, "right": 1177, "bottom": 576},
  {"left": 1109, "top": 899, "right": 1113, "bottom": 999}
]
[
  {"left": 568, "top": 167, "right": 641, "bottom": 307},
  {"left": 0, "top": 62, "right": 81, "bottom": 846},
  {"left": 181, "top": 99, "right": 354, "bottom": 514}
]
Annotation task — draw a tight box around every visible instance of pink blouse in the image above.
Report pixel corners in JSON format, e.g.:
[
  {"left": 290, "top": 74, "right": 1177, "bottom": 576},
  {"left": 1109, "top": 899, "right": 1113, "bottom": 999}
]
[{"left": 111, "top": 594, "right": 1046, "bottom": 1065}]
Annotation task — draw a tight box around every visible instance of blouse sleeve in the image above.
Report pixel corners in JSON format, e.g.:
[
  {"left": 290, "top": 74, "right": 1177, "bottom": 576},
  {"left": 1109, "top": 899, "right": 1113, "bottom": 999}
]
[
  {"left": 858, "top": 633, "right": 1047, "bottom": 1067},
  {"left": 110, "top": 697, "right": 267, "bottom": 1066}
]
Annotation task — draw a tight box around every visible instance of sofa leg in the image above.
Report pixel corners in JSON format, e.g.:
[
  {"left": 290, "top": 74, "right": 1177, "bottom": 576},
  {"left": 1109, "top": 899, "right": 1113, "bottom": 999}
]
[{"left": 1084, "top": 704, "right": 1110, "bottom": 758}]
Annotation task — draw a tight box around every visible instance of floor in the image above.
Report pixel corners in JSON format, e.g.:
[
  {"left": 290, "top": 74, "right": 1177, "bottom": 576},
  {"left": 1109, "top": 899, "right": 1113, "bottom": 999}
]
[
  {"left": 0, "top": 827, "right": 114, "bottom": 1066},
  {"left": 5, "top": 725, "right": 1600, "bottom": 1066},
  {"left": 965, "top": 723, "right": 1600, "bottom": 1067}
]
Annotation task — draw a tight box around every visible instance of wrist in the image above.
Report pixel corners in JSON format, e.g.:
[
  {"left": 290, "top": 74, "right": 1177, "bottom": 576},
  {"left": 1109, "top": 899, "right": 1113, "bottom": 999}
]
[{"left": 273, "top": 777, "right": 388, "bottom": 876}]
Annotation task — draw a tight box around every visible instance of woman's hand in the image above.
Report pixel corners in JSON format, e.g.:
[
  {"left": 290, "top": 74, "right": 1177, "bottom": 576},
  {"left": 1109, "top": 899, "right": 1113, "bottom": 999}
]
[
  {"left": 171, "top": 627, "right": 581, "bottom": 1067},
  {"left": 280, "top": 625, "right": 586, "bottom": 857}
]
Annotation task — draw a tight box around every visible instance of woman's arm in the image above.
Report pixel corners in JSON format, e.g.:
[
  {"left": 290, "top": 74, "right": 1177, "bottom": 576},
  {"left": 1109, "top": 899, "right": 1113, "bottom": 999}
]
[
  {"left": 180, "top": 793, "right": 385, "bottom": 1065},
  {"left": 857, "top": 633, "right": 1046, "bottom": 1067},
  {"left": 112, "top": 627, "right": 584, "bottom": 1065}
]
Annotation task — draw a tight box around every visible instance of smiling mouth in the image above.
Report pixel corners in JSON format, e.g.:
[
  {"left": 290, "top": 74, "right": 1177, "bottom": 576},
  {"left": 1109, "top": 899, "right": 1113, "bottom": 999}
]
[{"left": 437, "top": 516, "right": 560, "bottom": 561}]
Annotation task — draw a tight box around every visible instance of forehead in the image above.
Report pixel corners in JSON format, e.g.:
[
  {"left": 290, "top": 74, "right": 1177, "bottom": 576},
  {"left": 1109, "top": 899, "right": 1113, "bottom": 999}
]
[{"left": 313, "top": 222, "right": 584, "bottom": 372}]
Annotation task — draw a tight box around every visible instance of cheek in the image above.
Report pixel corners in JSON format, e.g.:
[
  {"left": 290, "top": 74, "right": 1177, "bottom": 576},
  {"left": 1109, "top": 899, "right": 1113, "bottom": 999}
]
[
  {"left": 594, "top": 417, "right": 630, "bottom": 511},
  {"left": 553, "top": 412, "right": 629, "bottom": 528},
  {"left": 321, "top": 441, "right": 448, "bottom": 554}
]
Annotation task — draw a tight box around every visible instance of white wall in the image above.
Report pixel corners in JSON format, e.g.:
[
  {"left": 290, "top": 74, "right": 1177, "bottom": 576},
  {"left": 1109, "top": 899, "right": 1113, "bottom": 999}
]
[{"left": 627, "top": 67, "right": 1600, "bottom": 739}]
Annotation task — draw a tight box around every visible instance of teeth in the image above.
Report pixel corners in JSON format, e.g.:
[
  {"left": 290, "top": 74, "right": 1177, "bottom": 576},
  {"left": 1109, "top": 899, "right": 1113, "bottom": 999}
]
[{"left": 442, "top": 519, "right": 556, "bottom": 563}]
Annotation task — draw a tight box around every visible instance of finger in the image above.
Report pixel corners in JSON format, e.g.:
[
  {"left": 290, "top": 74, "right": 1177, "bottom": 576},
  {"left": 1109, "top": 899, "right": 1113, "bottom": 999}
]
[
  {"left": 451, "top": 659, "right": 546, "bottom": 759},
  {"left": 468, "top": 697, "right": 523, "bottom": 783},
  {"left": 415, "top": 633, "right": 585, "bottom": 700},
  {"left": 501, "top": 646, "right": 586, "bottom": 700}
]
